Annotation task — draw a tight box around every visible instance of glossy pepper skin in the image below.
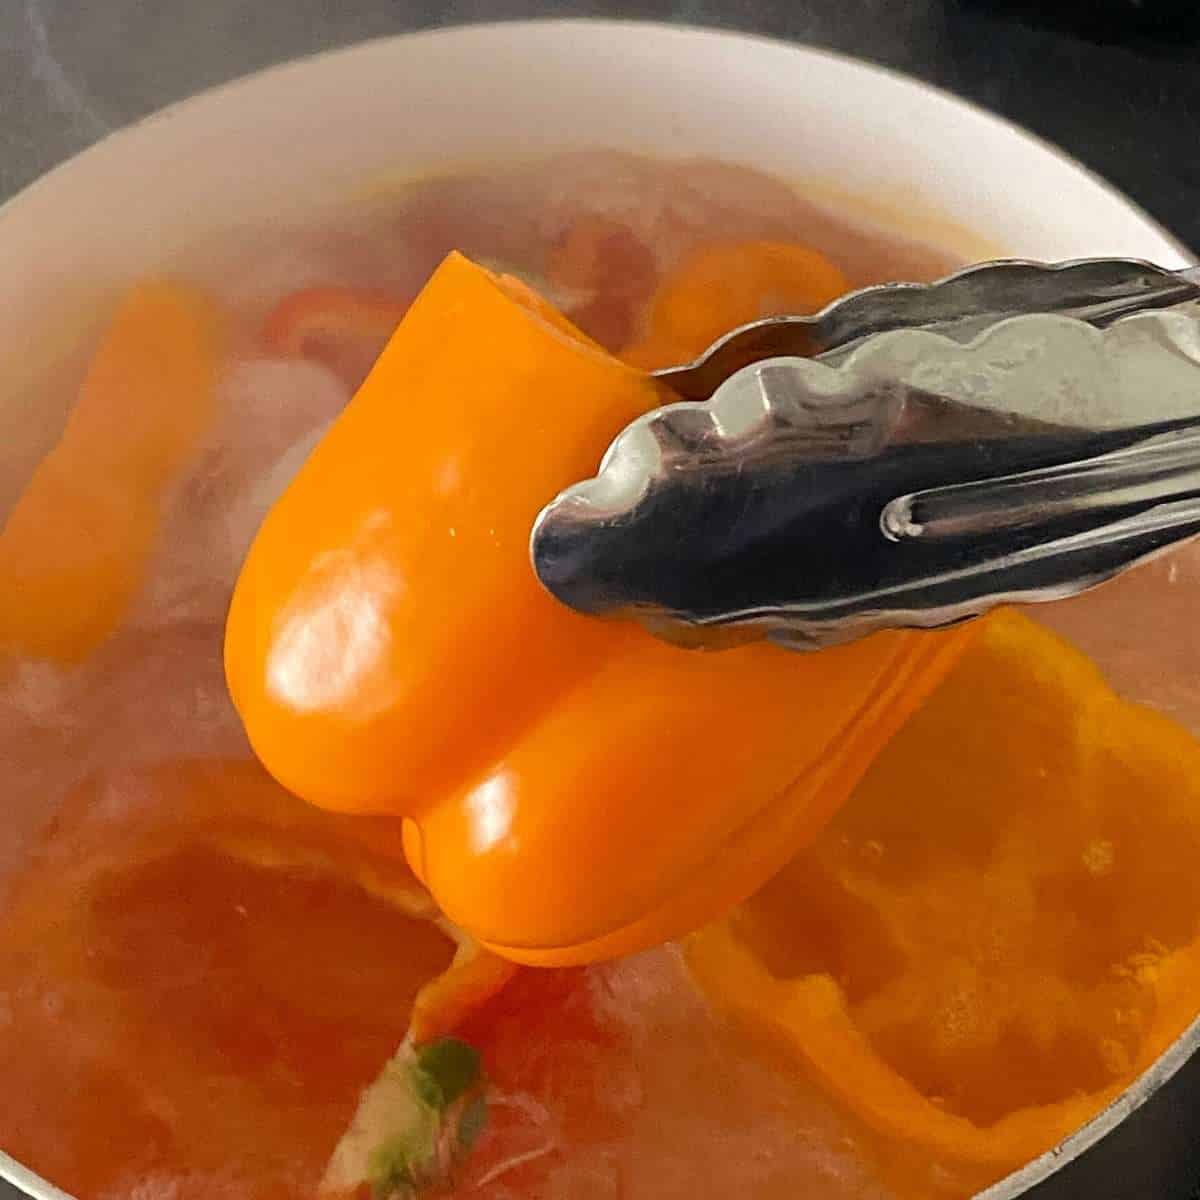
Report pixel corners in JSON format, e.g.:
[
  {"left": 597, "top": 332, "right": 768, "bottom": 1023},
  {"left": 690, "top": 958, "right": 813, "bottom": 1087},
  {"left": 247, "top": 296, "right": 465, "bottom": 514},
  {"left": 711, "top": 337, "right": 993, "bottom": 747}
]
[{"left": 225, "top": 252, "right": 971, "bottom": 966}]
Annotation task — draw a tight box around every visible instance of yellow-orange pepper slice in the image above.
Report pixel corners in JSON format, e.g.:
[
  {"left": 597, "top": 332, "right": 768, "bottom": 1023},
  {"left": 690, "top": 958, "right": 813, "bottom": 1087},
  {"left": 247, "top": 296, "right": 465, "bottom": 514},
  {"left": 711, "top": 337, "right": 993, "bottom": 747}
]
[
  {"left": 686, "top": 609, "right": 1200, "bottom": 1196},
  {"left": 0, "top": 282, "right": 223, "bottom": 662},
  {"left": 624, "top": 238, "right": 850, "bottom": 368},
  {"left": 225, "top": 252, "right": 970, "bottom": 965}
]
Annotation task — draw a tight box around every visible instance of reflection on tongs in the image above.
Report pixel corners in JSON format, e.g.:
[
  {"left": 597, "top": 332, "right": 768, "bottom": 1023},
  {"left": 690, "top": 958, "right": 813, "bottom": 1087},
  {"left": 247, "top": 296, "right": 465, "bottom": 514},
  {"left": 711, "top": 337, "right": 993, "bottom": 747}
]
[{"left": 531, "top": 258, "right": 1200, "bottom": 650}]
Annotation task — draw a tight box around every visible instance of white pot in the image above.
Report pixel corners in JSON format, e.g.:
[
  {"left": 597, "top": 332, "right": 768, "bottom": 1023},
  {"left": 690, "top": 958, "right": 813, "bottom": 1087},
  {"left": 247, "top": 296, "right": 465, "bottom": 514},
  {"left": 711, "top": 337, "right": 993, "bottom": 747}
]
[{"left": 0, "top": 21, "right": 1192, "bottom": 1200}]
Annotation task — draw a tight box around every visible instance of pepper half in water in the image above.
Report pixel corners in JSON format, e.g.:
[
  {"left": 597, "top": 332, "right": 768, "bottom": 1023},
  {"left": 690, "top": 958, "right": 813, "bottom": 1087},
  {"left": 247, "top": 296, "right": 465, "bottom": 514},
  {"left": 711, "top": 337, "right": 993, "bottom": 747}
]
[{"left": 689, "top": 608, "right": 1200, "bottom": 1196}]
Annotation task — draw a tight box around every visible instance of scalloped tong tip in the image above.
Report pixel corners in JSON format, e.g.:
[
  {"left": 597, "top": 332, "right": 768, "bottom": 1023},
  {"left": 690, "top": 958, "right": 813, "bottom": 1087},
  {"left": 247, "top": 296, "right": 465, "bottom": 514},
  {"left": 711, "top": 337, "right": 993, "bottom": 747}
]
[{"left": 532, "top": 258, "right": 1200, "bottom": 650}]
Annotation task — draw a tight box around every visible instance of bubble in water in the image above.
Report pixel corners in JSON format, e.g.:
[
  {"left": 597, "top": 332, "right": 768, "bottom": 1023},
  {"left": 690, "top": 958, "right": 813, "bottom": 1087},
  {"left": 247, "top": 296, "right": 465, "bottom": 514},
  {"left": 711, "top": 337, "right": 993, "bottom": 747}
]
[
  {"left": 456, "top": 949, "right": 893, "bottom": 1200},
  {"left": 137, "top": 356, "right": 347, "bottom": 631}
]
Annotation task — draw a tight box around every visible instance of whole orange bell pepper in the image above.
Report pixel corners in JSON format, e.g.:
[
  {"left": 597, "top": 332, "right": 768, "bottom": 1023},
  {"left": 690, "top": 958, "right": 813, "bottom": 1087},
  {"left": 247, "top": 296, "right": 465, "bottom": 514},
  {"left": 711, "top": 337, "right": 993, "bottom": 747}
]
[{"left": 225, "top": 252, "right": 971, "bottom": 966}]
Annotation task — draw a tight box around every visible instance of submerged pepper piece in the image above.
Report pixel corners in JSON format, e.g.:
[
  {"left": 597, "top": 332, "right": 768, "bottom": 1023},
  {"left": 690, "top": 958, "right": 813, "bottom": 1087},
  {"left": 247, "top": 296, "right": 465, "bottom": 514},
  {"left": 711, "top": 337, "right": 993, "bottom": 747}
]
[
  {"left": 0, "top": 282, "right": 223, "bottom": 662},
  {"left": 545, "top": 214, "right": 659, "bottom": 352},
  {"left": 638, "top": 238, "right": 850, "bottom": 364},
  {"left": 226, "top": 251, "right": 970, "bottom": 965},
  {"left": 262, "top": 284, "right": 414, "bottom": 390},
  {"left": 0, "top": 759, "right": 517, "bottom": 1200},
  {"left": 687, "top": 609, "right": 1200, "bottom": 1196}
]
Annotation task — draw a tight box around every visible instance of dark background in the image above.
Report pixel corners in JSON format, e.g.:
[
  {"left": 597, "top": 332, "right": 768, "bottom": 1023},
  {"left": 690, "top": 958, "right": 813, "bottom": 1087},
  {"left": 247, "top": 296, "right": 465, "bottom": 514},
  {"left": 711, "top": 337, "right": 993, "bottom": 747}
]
[
  {"left": 3, "top": 1, "right": 1200, "bottom": 1197},
  {"left": 4, "top": 0, "right": 1200, "bottom": 252}
]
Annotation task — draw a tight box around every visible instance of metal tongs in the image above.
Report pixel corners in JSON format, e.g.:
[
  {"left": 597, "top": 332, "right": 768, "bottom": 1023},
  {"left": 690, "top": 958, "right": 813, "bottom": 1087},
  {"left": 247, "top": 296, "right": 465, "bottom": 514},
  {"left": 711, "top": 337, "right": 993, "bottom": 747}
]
[{"left": 531, "top": 258, "right": 1200, "bottom": 650}]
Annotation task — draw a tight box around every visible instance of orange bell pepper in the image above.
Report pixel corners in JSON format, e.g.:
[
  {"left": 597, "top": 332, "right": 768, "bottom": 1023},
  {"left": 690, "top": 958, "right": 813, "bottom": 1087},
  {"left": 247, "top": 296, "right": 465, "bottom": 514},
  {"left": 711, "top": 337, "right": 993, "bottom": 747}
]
[
  {"left": 622, "top": 238, "right": 850, "bottom": 369},
  {"left": 686, "top": 609, "right": 1200, "bottom": 1196},
  {"left": 0, "top": 282, "right": 223, "bottom": 662},
  {"left": 225, "top": 251, "right": 971, "bottom": 966}
]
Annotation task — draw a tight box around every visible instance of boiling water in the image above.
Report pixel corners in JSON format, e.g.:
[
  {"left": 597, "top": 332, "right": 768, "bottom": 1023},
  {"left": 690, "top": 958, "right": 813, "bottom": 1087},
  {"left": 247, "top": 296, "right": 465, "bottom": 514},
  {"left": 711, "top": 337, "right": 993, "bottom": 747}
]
[{"left": 0, "top": 152, "right": 1092, "bottom": 1200}]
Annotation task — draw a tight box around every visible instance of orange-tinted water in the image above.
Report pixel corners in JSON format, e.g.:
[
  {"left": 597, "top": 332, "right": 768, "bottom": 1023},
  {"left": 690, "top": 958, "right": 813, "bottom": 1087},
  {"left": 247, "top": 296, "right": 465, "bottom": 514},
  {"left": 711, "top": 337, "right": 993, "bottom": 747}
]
[{"left": 5, "top": 151, "right": 1185, "bottom": 1200}]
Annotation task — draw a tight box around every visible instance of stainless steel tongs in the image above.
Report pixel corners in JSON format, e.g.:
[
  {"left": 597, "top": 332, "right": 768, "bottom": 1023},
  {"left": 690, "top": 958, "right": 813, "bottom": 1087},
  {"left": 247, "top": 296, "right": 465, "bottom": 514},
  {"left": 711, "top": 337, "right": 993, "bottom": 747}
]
[{"left": 530, "top": 258, "right": 1200, "bottom": 650}]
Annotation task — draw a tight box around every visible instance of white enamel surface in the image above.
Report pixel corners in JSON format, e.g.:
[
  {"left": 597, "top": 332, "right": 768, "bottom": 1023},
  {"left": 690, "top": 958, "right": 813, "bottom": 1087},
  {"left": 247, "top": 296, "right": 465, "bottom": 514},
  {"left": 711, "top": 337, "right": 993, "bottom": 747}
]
[{"left": 0, "top": 19, "right": 1191, "bottom": 1200}]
